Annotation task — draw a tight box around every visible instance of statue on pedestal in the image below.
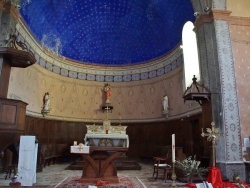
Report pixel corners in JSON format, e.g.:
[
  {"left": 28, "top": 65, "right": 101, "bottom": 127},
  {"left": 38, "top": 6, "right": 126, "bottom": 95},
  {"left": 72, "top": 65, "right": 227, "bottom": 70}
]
[
  {"left": 41, "top": 92, "right": 50, "bottom": 117},
  {"left": 104, "top": 83, "right": 111, "bottom": 104},
  {"left": 162, "top": 95, "right": 170, "bottom": 117}
]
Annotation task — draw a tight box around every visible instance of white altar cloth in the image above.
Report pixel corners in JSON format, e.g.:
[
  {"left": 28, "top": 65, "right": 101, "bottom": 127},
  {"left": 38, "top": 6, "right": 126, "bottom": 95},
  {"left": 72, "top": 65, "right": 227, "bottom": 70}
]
[
  {"left": 70, "top": 146, "right": 90, "bottom": 154},
  {"left": 85, "top": 134, "right": 129, "bottom": 148}
]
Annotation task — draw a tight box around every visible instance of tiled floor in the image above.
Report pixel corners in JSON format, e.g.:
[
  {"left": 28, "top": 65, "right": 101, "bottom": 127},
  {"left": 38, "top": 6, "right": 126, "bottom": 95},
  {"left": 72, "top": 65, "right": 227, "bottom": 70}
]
[{"left": 0, "top": 161, "right": 187, "bottom": 188}]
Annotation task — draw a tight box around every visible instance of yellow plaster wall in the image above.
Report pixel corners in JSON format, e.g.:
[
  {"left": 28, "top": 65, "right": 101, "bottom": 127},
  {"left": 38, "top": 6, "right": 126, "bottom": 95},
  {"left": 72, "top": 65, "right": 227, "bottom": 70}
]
[
  {"left": 230, "top": 23, "right": 250, "bottom": 140},
  {"left": 228, "top": 0, "right": 250, "bottom": 142},
  {"left": 227, "top": 0, "right": 250, "bottom": 17},
  {"left": 7, "top": 63, "right": 199, "bottom": 122}
]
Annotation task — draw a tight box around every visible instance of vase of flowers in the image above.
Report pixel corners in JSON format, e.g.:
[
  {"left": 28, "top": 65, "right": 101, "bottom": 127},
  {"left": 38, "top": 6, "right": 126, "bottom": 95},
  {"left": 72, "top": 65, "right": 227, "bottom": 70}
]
[
  {"left": 175, "top": 155, "right": 208, "bottom": 183},
  {"left": 11, "top": 175, "right": 18, "bottom": 183},
  {"left": 10, "top": 174, "right": 21, "bottom": 188},
  {"left": 233, "top": 172, "right": 240, "bottom": 183},
  {"left": 96, "top": 180, "right": 108, "bottom": 186}
]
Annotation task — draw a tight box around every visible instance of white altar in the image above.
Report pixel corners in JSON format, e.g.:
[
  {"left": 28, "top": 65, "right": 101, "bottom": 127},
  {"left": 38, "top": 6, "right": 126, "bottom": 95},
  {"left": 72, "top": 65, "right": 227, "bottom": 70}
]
[
  {"left": 85, "top": 123, "right": 129, "bottom": 148},
  {"left": 70, "top": 118, "right": 129, "bottom": 183},
  {"left": 85, "top": 133, "right": 129, "bottom": 147}
]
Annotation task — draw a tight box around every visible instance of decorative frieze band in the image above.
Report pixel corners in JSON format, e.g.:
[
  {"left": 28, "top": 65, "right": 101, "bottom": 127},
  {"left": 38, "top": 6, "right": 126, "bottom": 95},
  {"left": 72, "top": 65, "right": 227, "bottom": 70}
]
[{"left": 15, "top": 19, "right": 183, "bottom": 82}]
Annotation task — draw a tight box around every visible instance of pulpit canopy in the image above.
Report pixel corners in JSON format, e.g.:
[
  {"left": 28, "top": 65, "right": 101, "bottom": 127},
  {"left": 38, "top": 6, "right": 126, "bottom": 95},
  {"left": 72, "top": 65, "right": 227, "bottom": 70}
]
[{"left": 183, "top": 75, "right": 211, "bottom": 105}]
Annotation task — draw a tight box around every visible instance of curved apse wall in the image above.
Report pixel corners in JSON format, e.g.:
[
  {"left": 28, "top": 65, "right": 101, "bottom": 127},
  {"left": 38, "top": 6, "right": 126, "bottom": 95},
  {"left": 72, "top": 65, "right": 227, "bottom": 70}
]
[{"left": 7, "top": 18, "right": 201, "bottom": 123}]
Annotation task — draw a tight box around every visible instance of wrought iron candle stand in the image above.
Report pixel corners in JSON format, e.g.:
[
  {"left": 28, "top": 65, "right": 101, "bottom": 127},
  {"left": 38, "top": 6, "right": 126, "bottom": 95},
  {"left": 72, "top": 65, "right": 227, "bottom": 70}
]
[{"left": 201, "top": 121, "right": 222, "bottom": 166}]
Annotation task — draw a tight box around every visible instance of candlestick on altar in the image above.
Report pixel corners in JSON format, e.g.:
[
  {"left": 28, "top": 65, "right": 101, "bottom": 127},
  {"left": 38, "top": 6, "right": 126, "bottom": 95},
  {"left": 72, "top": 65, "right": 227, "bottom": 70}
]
[
  {"left": 171, "top": 134, "right": 177, "bottom": 187},
  {"left": 119, "top": 115, "right": 122, "bottom": 126},
  {"left": 73, "top": 141, "right": 77, "bottom": 146},
  {"left": 93, "top": 117, "right": 96, "bottom": 125},
  {"left": 106, "top": 107, "right": 108, "bottom": 118},
  {"left": 171, "top": 162, "right": 177, "bottom": 187},
  {"left": 201, "top": 121, "right": 222, "bottom": 167}
]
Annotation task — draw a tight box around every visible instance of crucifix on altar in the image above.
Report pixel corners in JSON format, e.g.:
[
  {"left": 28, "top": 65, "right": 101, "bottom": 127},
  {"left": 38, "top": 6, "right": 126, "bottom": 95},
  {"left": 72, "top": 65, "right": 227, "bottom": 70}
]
[{"left": 101, "top": 83, "right": 113, "bottom": 133}]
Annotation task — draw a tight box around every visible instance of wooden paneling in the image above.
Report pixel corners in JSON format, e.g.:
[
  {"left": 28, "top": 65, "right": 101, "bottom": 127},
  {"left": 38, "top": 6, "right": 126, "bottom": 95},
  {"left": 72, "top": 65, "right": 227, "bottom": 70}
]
[
  {"left": 0, "top": 61, "right": 11, "bottom": 98},
  {"left": 25, "top": 117, "right": 86, "bottom": 147},
  {"left": 1, "top": 104, "right": 16, "bottom": 124},
  {"left": 24, "top": 113, "right": 209, "bottom": 163}
]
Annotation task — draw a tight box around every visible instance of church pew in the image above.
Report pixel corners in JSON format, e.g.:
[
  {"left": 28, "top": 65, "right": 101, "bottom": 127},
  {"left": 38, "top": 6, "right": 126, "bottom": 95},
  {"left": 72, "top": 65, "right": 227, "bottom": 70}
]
[{"left": 42, "top": 144, "right": 70, "bottom": 167}]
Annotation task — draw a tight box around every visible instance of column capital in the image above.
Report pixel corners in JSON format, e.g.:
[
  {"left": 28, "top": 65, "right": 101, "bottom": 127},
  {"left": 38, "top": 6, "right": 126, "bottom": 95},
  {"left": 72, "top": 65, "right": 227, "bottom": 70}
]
[{"left": 194, "top": 10, "right": 232, "bottom": 31}]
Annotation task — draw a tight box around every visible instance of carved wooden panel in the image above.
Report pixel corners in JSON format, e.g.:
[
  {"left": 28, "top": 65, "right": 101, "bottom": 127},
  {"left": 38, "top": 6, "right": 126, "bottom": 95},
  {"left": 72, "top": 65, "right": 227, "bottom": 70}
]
[
  {"left": 0, "top": 98, "right": 28, "bottom": 150},
  {"left": 0, "top": 104, "right": 16, "bottom": 125}
]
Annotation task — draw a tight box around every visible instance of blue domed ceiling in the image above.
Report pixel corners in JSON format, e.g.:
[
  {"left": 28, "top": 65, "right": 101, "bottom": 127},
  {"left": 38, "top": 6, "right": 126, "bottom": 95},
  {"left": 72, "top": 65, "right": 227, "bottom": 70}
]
[{"left": 20, "top": 0, "right": 195, "bottom": 66}]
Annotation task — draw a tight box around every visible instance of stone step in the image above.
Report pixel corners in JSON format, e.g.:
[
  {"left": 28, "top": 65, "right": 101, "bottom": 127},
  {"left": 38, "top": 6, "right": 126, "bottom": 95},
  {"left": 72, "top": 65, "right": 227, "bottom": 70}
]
[{"left": 67, "top": 157, "right": 142, "bottom": 170}]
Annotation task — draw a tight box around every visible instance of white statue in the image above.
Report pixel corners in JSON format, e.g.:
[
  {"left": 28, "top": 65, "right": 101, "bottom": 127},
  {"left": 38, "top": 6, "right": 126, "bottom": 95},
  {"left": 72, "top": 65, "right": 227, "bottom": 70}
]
[
  {"left": 41, "top": 92, "right": 50, "bottom": 116},
  {"left": 162, "top": 95, "right": 169, "bottom": 112}
]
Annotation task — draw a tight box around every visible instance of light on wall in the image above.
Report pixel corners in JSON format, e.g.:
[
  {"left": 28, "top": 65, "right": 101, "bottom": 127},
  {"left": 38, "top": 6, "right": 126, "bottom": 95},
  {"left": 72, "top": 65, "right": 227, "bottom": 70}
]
[
  {"left": 204, "top": 0, "right": 211, "bottom": 12},
  {"left": 204, "top": 7, "right": 211, "bottom": 12},
  {"left": 193, "top": 0, "right": 211, "bottom": 17}
]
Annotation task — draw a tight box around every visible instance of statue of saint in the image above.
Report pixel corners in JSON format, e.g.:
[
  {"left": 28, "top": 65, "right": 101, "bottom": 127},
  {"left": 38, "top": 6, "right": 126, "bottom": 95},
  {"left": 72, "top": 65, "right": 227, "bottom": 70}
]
[
  {"left": 42, "top": 92, "right": 50, "bottom": 116},
  {"left": 162, "top": 95, "right": 169, "bottom": 112},
  {"left": 104, "top": 83, "right": 111, "bottom": 103}
]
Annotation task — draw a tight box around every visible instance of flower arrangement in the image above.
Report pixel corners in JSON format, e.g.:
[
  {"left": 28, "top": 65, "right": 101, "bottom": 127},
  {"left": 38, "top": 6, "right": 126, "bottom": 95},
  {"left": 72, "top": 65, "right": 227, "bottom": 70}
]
[
  {"left": 175, "top": 155, "right": 208, "bottom": 183},
  {"left": 232, "top": 173, "right": 246, "bottom": 188},
  {"left": 96, "top": 180, "right": 108, "bottom": 186},
  {"left": 233, "top": 172, "right": 240, "bottom": 183},
  {"left": 11, "top": 168, "right": 18, "bottom": 183}
]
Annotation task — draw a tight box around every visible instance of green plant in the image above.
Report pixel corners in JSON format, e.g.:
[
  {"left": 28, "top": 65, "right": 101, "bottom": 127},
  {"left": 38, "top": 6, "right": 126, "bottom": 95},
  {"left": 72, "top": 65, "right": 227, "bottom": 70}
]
[
  {"left": 11, "top": 168, "right": 18, "bottom": 181},
  {"left": 233, "top": 172, "right": 240, "bottom": 183},
  {"left": 175, "top": 155, "right": 208, "bottom": 183},
  {"left": 232, "top": 172, "right": 245, "bottom": 188}
]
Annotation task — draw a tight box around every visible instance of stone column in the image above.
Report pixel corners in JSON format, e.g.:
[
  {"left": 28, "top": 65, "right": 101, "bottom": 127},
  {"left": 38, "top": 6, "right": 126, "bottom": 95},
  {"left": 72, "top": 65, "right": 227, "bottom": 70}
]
[{"left": 193, "top": 0, "right": 245, "bottom": 181}]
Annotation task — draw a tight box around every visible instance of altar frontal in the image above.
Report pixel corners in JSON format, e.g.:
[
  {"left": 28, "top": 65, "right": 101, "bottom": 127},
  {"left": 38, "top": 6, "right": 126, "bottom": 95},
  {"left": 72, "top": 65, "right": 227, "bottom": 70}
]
[{"left": 85, "top": 121, "right": 129, "bottom": 148}]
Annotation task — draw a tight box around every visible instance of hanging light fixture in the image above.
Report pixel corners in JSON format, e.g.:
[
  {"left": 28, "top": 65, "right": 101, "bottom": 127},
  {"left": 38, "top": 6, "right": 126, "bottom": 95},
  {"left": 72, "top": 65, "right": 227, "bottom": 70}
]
[{"left": 204, "top": 0, "right": 211, "bottom": 12}]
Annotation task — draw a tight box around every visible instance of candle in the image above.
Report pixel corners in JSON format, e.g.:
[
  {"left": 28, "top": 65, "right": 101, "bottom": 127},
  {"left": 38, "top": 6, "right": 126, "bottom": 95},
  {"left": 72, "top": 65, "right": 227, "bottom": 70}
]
[
  {"left": 74, "top": 141, "right": 77, "bottom": 146},
  {"left": 172, "top": 134, "right": 175, "bottom": 163}
]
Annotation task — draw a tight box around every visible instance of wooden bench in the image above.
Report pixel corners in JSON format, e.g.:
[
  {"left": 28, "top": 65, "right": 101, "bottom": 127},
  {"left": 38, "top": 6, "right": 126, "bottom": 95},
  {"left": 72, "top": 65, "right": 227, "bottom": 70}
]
[
  {"left": 54, "top": 144, "right": 70, "bottom": 163},
  {"left": 42, "top": 144, "right": 70, "bottom": 167},
  {"left": 43, "top": 144, "right": 54, "bottom": 167}
]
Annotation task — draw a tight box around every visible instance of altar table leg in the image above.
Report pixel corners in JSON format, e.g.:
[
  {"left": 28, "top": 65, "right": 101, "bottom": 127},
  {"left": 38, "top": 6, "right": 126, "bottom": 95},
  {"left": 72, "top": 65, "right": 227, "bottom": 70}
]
[{"left": 80, "top": 151, "right": 123, "bottom": 183}]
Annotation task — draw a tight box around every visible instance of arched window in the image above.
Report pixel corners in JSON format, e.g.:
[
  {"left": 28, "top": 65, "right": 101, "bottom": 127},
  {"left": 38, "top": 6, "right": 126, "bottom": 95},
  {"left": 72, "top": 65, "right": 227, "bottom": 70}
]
[{"left": 182, "top": 21, "right": 200, "bottom": 90}]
